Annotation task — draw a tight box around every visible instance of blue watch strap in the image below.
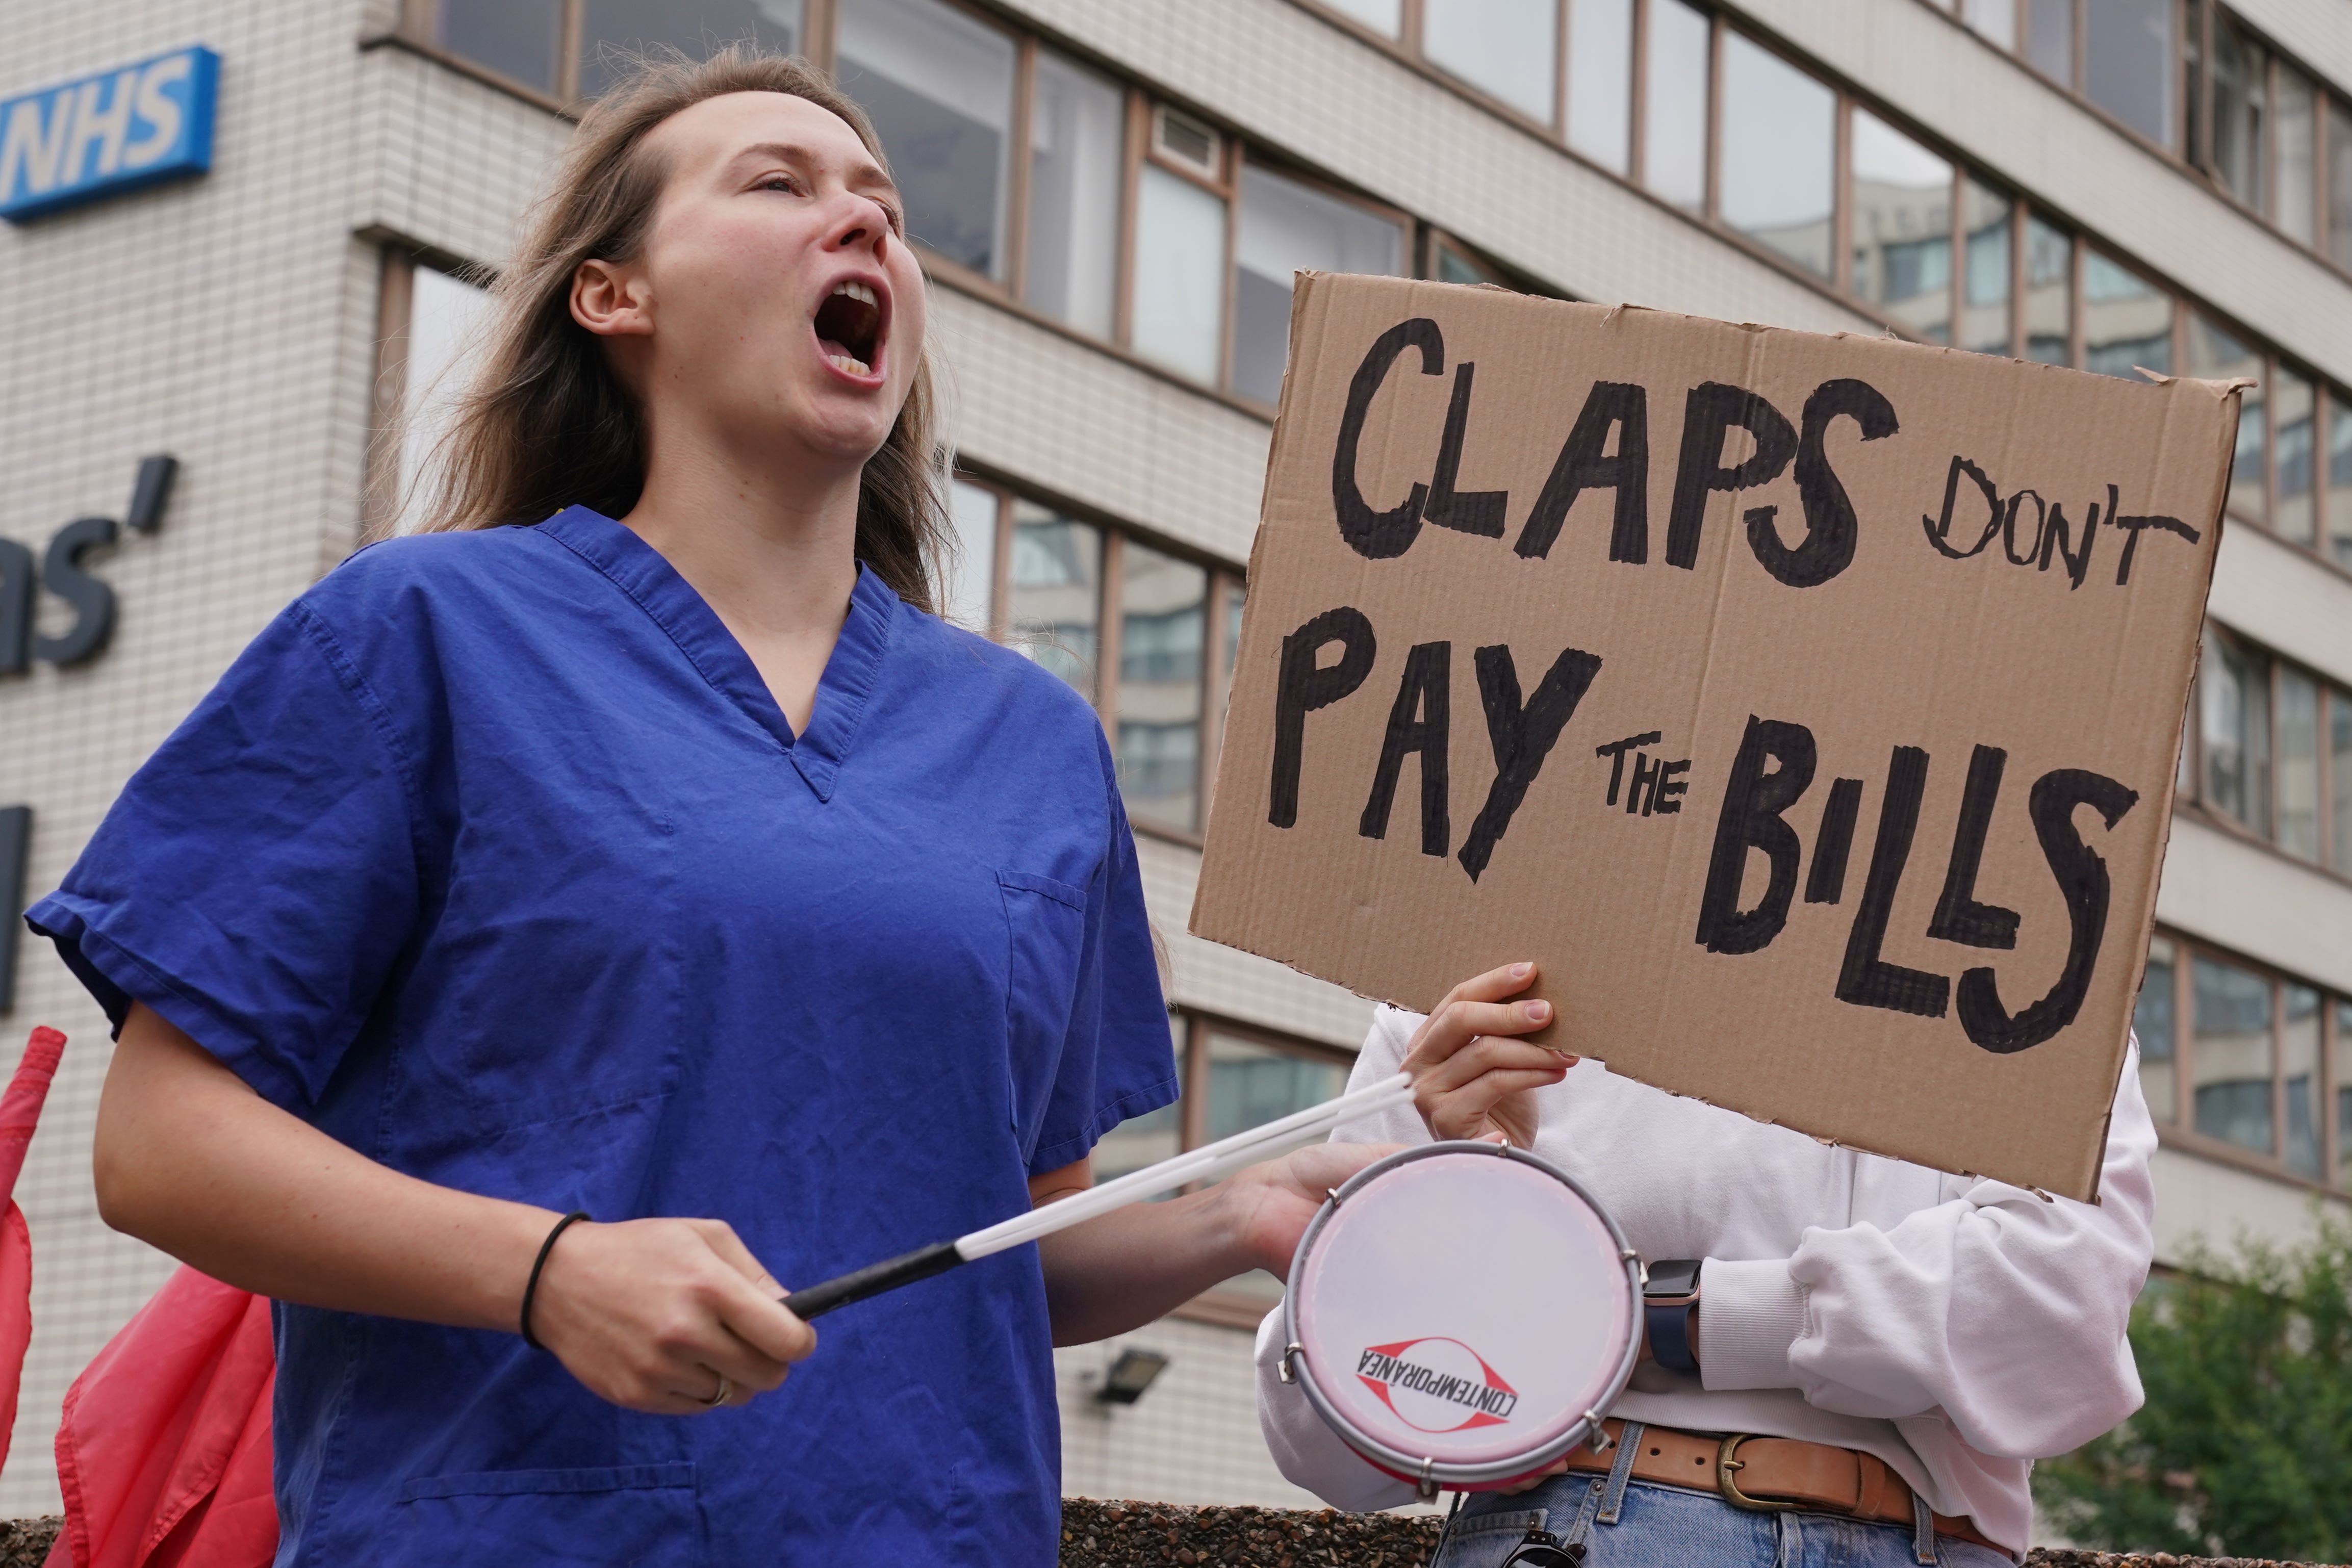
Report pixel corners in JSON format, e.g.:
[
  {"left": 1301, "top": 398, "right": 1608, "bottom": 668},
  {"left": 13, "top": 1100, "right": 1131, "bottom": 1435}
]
[{"left": 1646, "top": 1296, "right": 1700, "bottom": 1374}]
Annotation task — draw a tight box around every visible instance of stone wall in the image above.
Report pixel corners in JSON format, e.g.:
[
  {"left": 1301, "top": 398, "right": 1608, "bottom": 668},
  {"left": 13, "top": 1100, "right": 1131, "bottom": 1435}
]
[{"left": 0, "top": 1506, "right": 2335, "bottom": 1564}]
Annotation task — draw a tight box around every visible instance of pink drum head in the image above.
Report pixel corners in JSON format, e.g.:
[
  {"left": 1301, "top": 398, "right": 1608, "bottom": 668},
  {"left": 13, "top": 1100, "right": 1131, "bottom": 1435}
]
[{"left": 1285, "top": 1144, "right": 1638, "bottom": 1488}]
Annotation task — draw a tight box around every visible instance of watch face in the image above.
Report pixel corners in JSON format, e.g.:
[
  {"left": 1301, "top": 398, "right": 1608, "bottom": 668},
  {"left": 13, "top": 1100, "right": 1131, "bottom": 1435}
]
[{"left": 1644, "top": 1259, "right": 1702, "bottom": 1298}]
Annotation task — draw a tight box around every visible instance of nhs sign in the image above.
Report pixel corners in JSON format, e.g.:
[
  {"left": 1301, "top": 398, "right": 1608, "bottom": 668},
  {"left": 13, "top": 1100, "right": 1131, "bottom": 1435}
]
[{"left": 0, "top": 47, "right": 218, "bottom": 223}]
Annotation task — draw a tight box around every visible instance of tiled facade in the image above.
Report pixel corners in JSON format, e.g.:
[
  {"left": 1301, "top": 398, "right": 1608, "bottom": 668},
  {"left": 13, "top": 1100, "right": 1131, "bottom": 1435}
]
[{"left": 1, "top": 0, "right": 2348, "bottom": 1528}]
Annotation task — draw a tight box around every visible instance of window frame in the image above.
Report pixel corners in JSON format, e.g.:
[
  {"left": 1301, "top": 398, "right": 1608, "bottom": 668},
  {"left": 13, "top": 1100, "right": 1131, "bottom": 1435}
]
[
  {"left": 1163, "top": 1008, "right": 1361, "bottom": 1326},
  {"left": 391, "top": 0, "right": 2352, "bottom": 584},
  {"left": 1226, "top": 153, "right": 1416, "bottom": 408},
  {"left": 2178, "top": 620, "right": 2352, "bottom": 881},
  {"left": 950, "top": 469, "right": 1243, "bottom": 846},
  {"left": 364, "top": 241, "right": 499, "bottom": 545},
  {"left": 2145, "top": 928, "right": 2352, "bottom": 1195},
  {"left": 1921, "top": 0, "right": 2352, "bottom": 283}
]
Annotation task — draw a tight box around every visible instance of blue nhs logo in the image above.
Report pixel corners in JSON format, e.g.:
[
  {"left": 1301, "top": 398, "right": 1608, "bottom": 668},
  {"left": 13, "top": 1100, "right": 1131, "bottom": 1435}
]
[{"left": 0, "top": 47, "right": 219, "bottom": 223}]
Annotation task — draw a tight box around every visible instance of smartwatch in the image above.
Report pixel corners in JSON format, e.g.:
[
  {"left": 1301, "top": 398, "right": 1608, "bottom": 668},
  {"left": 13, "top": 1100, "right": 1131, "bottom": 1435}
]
[{"left": 1643, "top": 1258, "right": 1703, "bottom": 1375}]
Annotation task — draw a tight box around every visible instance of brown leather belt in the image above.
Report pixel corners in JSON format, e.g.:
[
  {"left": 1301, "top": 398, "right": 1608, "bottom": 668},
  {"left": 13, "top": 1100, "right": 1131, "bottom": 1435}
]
[{"left": 1559, "top": 1420, "right": 2010, "bottom": 1556}]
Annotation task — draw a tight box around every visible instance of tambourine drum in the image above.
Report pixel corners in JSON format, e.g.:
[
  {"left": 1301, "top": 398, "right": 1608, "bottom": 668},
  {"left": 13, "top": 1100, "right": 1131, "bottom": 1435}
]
[{"left": 1281, "top": 1142, "right": 1641, "bottom": 1493}]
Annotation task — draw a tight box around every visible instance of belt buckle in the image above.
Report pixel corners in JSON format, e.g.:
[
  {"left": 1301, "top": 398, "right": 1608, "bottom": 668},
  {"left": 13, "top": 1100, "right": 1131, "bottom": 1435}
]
[{"left": 1716, "top": 1434, "right": 1798, "bottom": 1513}]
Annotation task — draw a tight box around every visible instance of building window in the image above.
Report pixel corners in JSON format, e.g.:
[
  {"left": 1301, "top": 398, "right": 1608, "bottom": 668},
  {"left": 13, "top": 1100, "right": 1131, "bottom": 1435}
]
[
  {"left": 945, "top": 478, "right": 1001, "bottom": 632},
  {"left": 1423, "top": 0, "right": 1561, "bottom": 126},
  {"left": 438, "top": 0, "right": 567, "bottom": 95},
  {"left": 1850, "top": 108, "right": 1954, "bottom": 340},
  {"left": 2206, "top": 10, "right": 2267, "bottom": 208},
  {"left": 2170, "top": 319, "right": 2352, "bottom": 560},
  {"left": 1324, "top": 0, "right": 1406, "bottom": 36},
  {"left": 1090, "top": 1009, "right": 1358, "bottom": 1305},
  {"left": 2182, "top": 625, "right": 2352, "bottom": 875},
  {"left": 2083, "top": 0, "right": 2176, "bottom": 148},
  {"left": 954, "top": 479, "right": 1244, "bottom": 839},
  {"left": 2338, "top": 999, "right": 2352, "bottom": 1189},
  {"left": 576, "top": 1, "right": 805, "bottom": 100},
  {"left": 2081, "top": 249, "right": 2172, "bottom": 378},
  {"left": 369, "top": 254, "right": 495, "bottom": 540},
  {"left": 2284, "top": 983, "right": 2323, "bottom": 1179},
  {"left": 1641, "top": 0, "right": 1710, "bottom": 211},
  {"left": 2140, "top": 932, "right": 2352, "bottom": 1191},
  {"left": 2136, "top": 936, "right": 2178, "bottom": 1122},
  {"left": 1132, "top": 153, "right": 1231, "bottom": 387},
  {"left": 834, "top": 0, "right": 1017, "bottom": 281},
  {"left": 2193, "top": 953, "right": 2275, "bottom": 1156},
  {"left": 1234, "top": 164, "right": 1408, "bottom": 405},
  {"left": 1937, "top": 0, "right": 2352, "bottom": 271},
  {"left": 2200, "top": 632, "right": 2273, "bottom": 837},
  {"left": 1566, "top": 0, "right": 1633, "bottom": 174},
  {"left": 401, "top": 0, "right": 2352, "bottom": 580},
  {"left": 2013, "top": 0, "right": 2179, "bottom": 146},
  {"left": 2022, "top": 213, "right": 2075, "bottom": 365},
  {"left": 2336, "top": 684, "right": 2352, "bottom": 878},
  {"left": 2189, "top": 314, "right": 2265, "bottom": 520},
  {"left": 1718, "top": 34, "right": 1837, "bottom": 278},
  {"left": 2278, "top": 665, "right": 2321, "bottom": 862},
  {"left": 2025, "top": 0, "right": 2072, "bottom": 84},
  {"left": 1007, "top": 501, "right": 1103, "bottom": 699},
  {"left": 1024, "top": 48, "right": 1126, "bottom": 338},
  {"left": 1116, "top": 543, "right": 1209, "bottom": 833},
  {"left": 2275, "top": 362, "right": 2315, "bottom": 545},
  {"left": 2272, "top": 62, "right": 2317, "bottom": 244},
  {"left": 2332, "top": 394, "right": 2352, "bottom": 571},
  {"left": 2330, "top": 98, "right": 2352, "bottom": 270},
  {"left": 1199, "top": 1021, "right": 1351, "bottom": 1302}
]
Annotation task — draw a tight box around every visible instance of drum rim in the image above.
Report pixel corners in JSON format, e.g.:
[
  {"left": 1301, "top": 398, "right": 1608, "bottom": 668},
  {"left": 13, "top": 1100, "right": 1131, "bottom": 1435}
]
[{"left": 1281, "top": 1140, "right": 1643, "bottom": 1487}]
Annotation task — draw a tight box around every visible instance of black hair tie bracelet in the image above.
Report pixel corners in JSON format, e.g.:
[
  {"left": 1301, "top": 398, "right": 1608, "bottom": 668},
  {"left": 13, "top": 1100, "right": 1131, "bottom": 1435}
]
[{"left": 520, "top": 1211, "right": 591, "bottom": 1351}]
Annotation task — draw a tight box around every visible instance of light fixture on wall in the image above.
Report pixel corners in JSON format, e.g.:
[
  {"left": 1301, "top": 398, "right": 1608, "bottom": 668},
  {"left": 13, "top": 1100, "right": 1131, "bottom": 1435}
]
[{"left": 1094, "top": 1348, "right": 1170, "bottom": 1406}]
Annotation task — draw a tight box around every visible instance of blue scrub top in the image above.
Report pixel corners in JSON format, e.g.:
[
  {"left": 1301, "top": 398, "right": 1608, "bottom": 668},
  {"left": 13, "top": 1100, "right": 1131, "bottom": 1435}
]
[{"left": 30, "top": 505, "right": 1179, "bottom": 1567}]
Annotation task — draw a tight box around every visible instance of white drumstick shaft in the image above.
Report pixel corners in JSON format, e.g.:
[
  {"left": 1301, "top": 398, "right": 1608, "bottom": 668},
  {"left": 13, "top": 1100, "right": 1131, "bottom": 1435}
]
[{"left": 956, "top": 1072, "right": 1414, "bottom": 1261}]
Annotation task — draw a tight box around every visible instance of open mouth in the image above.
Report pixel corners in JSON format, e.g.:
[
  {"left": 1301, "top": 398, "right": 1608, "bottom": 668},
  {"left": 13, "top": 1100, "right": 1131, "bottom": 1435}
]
[{"left": 813, "top": 279, "right": 885, "bottom": 379}]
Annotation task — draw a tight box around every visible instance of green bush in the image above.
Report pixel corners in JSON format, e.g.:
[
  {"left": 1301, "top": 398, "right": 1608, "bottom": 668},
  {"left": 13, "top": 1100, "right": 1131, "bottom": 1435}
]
[{"left": 2035, "top": 1216, "right": 2352, "bottom": 1562}]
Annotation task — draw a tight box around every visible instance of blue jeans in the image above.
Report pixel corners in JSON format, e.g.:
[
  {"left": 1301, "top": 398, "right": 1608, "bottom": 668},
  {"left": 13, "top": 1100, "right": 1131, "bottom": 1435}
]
[{"left": 1430, "top": 1431, "right": 2014, "bottom": 1568}]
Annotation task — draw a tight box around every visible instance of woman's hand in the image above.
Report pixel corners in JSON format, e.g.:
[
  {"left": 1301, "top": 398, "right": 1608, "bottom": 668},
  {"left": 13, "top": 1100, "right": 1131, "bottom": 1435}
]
[
  {"left": 1400, "top": 962, "right": 1575, "bottom": 1148},
  {"left": 528, "top": 1218, "right": 816, "bottom": 1415},
  {"left": 1221, "top": 1140, "right": 1405, "bottom": 1277}
]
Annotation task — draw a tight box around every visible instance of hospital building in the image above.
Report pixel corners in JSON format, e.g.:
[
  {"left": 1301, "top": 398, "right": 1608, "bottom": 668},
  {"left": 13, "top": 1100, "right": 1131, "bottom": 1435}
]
[{"left": 2, "top": 0, "right": 2349, "bottom": 1522}]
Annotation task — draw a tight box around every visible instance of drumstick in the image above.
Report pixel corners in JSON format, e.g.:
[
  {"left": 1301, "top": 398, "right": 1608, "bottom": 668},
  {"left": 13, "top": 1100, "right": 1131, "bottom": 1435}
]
[{"left": 783, "top": 1071, "right": 1416, "bottom": 1321}]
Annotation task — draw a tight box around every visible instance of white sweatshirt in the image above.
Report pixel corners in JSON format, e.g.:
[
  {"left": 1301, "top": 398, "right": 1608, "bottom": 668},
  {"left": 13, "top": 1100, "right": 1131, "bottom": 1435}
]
[{"left": 1254, "top": 1006, "right": 2159, "bottom": 1558}]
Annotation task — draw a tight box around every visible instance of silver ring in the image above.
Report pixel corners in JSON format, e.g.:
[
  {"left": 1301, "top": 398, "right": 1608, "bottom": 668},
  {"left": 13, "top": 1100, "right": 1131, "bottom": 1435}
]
[{"left": 702, "top": 1372, "right": 732, "bottom": 1408}]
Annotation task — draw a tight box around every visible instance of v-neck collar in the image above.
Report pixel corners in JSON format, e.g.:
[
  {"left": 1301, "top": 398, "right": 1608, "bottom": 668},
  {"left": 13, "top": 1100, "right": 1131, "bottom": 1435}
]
[{"left": 536, "top": 504, "right": 897, "bottom": 803}]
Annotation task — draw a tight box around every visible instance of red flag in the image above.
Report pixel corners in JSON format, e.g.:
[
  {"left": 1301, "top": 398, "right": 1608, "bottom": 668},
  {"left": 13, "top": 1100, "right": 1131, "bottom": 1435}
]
[
  {"left": 0, "top": 1026, "right": 66, "bottom": 1470},
  {"left": 45, "top": 1270, "right": 274, "bottom": 1568},
  {"left": 15, "top": 1019, "right": 277, "bottom": 1568}
]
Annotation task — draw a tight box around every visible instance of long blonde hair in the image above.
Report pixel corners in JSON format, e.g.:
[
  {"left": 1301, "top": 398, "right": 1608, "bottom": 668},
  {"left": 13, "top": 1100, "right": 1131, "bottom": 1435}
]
[{"left": 411, "top": 47, "right": 950, "bottom": 614}]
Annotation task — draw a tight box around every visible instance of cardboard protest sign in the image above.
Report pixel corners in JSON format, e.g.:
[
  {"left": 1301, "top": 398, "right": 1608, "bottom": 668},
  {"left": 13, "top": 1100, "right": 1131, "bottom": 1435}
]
[{"left": 1191, "top": 272, "right": 2237, "bottom": 1200}]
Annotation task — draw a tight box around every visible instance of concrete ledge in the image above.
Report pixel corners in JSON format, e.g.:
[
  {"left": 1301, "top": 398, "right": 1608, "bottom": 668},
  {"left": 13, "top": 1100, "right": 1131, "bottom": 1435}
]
[{"left": 1057, "top": 1500, "right": 2345, "bottom": 1566}]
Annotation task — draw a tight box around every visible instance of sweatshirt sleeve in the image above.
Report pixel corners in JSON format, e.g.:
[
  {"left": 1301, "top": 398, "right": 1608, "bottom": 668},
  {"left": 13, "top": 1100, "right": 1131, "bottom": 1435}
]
[
  {"left": 1252, "top": 1008, "right": 1427, "bottom": 1510},
  {"left": 1698, "top": 1039, "right": 2159, "bottom": 1459}
]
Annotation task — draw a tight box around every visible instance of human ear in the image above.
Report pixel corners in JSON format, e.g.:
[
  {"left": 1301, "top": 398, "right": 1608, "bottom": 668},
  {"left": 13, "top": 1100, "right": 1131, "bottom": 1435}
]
[{"left": 571, "top": 258, "right": 653, "bottom": 339}]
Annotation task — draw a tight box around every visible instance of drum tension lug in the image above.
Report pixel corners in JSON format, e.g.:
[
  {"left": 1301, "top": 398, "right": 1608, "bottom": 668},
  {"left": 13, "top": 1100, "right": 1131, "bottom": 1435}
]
[
  {"left": 1416, "top": 1457, "right": 1439, "bottom": 1502},
  {"left": 1279, "top": 1343, "right": 1303, "bottom": 1384},
  {"left": 1325, "top": 1187, "right": 1345, "bottom": 1205},
  {"left": 1584, "top": 1410, "right": 1613, "bottom": 1452}
]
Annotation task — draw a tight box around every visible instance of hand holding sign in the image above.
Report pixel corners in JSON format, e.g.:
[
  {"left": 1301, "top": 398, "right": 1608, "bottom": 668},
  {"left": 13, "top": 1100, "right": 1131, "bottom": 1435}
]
[
  {"left": 1397, "top": 962, "right": 1573, "bottom": 1149},
  {"left": 1193, "top": 274, "right": 2235, "bottom": 1200}
]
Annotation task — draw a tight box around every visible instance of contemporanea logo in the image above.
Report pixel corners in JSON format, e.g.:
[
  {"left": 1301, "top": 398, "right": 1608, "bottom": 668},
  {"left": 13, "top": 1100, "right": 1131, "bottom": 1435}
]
[{"left": 1355, "top": 1337, "right": 1517, "bottom": 1432}]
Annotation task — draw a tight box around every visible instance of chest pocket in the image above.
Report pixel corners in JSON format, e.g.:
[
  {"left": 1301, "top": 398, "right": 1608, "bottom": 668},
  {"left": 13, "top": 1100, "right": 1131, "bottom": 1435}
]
[{"left": 996, "top": 869, "right": 1089, "bottom": 1165}]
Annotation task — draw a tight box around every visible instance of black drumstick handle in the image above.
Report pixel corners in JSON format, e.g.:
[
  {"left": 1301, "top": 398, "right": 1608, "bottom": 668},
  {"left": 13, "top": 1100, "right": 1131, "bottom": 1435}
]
[{"left": 784, "top": 1240, "right": 966, "bottom": 1320}]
